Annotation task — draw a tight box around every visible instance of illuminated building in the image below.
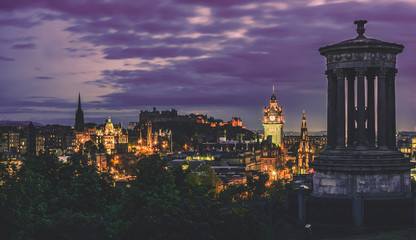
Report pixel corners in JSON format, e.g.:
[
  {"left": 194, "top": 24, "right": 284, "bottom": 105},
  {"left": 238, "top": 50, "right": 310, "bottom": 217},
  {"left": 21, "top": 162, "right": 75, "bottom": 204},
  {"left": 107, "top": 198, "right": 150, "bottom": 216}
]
[
  {"left": 296, "top": 110, "right": 313, "bottom": 173},
  {"left": 397, "top": 132, "right": 416, "bottom": 157},
  {"left": 259, "top": 142, "right": 288, "bottom": 180},
  {"left": 99, "top": 117, "right": 128, "bottom": 155},
  {"left": 231, "top": 117, "right": 242, "bottom": 127},
  {"left": 75, "top": 93, "right": 84, "bottom": 132},
  {"left": 36, "top": 136, "right": 45, "bottom": 153},
  {"left": 38, "top": 125, "right": 75, "bottom": 154},
  {"left": 65, "top": 134, "right": 77, "bottom": 153},
  {"left": 19, "top": 137, "right": 27, "bottom": 154},
  {"left": 262, "top": 86, "right": 284, "bottom": 147},
  {"left": 75, "top": 131, "right": 91, "bottom": 152},
  {"left": 73, "top": 117, "right": 128, "bottom": 155},
  {"left": 146, "top": 121, "right": 152, "bottom": 148},
  {"left": 1, "top": 132, "right": 20, "bottom": 152}
]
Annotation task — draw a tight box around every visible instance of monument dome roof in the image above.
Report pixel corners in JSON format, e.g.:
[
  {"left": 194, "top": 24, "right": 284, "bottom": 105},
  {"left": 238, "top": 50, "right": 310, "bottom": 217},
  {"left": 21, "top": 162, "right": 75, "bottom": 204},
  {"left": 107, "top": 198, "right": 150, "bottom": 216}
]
[{"left": 319, "top": 20, "right": 404, "bottom": 56}]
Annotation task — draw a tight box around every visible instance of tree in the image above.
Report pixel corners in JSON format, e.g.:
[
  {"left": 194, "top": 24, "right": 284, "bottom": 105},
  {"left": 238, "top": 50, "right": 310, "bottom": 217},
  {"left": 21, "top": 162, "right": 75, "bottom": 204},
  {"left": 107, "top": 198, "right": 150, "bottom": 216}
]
[
  {"left": 116, "top": 155, "right": 180, "bottom": 239},
  {"left": 118, "top": 155, "right": 225, "bottom": 240},
  {"left": 84, "top": 140, "right": 98, "bottom": 155},
  {"left": 218, "top": 173, "right": 287, "bottom": 240},
  {"left": 98, "top": 143, "right": 106, "bottom": 153},
  {"left": 0, "top": 152, "right": 117, "bottom": 240},
  {"left": 185, "top": 165, "right": 222, "bottom": 195},
  {"left": 0, "top": 152, "right": 289, "bottom": 240}
]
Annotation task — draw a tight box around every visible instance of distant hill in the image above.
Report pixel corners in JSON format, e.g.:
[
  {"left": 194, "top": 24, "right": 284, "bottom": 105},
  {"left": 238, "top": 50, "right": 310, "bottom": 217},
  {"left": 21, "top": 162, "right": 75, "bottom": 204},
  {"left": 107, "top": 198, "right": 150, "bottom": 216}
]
[
  {"left": 284, "top": 131, "right": 327, "bottom": 136},
  {"left": 0, "top": 121, "right": 44, "bottom": 127},
  {"left": 398, "top": 131, "right": 416, "bottom": 136}
]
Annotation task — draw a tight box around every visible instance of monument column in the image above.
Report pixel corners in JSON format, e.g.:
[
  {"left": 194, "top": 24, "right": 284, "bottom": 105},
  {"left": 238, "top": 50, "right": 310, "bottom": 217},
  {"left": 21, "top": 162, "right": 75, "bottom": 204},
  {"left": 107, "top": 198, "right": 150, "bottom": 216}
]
[
  {"left": 386, "top": 69, "right": 397, "bottom": 149},
  {"left": 327, "top": 70, "right": 337, "bottom": 149},
  {"left": 367, "top": 73, "right": 376, "bottom": 147},
  {"left": 336, "top": 69, "right": 345, "bottom": 149},
  {"left": 347, "top": 73, "right": 355, "bottom": 147},
  {"left": 377, "top": 68, "right": 387, "bottom": 149},
  {"left": 356, "top": 67, "right": 367, "bottom": 149}
]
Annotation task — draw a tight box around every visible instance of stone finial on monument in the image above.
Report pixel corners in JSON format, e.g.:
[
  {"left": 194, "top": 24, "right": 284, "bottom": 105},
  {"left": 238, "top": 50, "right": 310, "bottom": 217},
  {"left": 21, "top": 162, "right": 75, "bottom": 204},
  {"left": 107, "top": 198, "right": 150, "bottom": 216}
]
[{"left": 354, "top": 20, "right": 367, "bottom": 37}]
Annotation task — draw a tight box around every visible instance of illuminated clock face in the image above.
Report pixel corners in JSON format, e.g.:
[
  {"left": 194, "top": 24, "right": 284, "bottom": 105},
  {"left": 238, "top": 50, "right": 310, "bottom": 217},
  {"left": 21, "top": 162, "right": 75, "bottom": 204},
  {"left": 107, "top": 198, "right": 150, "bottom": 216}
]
[{"left": 269, "top": 116, "right": 275, "bottom": 121}]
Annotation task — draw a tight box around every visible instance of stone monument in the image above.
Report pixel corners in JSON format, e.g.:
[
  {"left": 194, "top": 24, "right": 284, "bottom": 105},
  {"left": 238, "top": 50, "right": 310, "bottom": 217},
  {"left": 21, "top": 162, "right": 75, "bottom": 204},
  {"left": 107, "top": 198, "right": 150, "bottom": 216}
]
[{"left": 306, "top": 20, "right": 414, "bottom": 226}]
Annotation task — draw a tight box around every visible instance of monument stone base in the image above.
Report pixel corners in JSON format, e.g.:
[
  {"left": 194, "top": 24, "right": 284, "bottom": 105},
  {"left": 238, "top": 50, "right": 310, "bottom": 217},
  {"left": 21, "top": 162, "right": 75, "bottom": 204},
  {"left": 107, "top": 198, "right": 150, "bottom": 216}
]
[{"left": 301, "top": 149, "right": 415, "bottom": 226}]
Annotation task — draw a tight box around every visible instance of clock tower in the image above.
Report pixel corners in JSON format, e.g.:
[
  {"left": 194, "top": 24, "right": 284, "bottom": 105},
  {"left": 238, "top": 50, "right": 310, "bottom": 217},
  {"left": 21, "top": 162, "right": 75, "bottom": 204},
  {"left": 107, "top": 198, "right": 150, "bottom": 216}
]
[{"left": 263, "top": 86, "right": 284, "bottom": 147}]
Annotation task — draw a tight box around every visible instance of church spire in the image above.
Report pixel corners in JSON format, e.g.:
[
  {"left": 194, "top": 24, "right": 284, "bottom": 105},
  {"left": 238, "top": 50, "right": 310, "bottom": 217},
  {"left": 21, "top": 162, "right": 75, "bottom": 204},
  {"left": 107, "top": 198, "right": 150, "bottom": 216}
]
[
  {"left": 302, "top": 110, "right": 307, "bottom": 128},
  {"left": 297, "top": 110, "right": 312, "bottom": 173},
  {"left": 78, "top": 92, "right": 82, "bottom": 110},
  {"left": 75, "top": 93, "right": 85, "bottom": 132},
  {"left": 301, "top": 110, "right": 307, "bottom": 140}
]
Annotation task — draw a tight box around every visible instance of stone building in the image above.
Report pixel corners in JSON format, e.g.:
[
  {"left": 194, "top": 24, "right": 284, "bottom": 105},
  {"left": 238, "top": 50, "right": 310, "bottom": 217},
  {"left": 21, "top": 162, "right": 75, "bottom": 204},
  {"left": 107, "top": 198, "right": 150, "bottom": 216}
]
[
  {"left": 100, "top": 117, "right": 128, "bottom": 155},
  {"left": 139, "top": 108, "right": 179, "bottom": 123},
  {"left": 263, "top": 86, "right": 284, "bottom": 147}
]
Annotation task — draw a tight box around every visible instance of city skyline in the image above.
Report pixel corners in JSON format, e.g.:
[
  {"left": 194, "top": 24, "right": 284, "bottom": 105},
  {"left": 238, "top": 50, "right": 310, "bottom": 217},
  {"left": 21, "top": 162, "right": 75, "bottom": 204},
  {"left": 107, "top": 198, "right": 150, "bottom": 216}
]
[{"left": 1, "top": 0, "right": 415, "bottom": 131}]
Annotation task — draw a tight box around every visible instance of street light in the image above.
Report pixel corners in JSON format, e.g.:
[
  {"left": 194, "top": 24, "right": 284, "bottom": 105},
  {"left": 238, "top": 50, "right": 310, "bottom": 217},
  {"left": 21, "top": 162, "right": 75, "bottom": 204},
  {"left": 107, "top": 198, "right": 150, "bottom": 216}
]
[{"left": 271, "top": 170, "right": 277, "bottom": 180}]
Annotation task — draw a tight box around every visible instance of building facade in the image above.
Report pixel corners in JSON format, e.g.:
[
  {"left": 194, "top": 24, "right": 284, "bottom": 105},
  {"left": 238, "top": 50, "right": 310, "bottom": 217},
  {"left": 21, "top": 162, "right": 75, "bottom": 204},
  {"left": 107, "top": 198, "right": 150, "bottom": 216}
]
[
  {"left": 296, "top": 111, "right": 313, "bottom": 173},
  {"left": 262, "top": 87, "right": 284, "bottom": 147}
]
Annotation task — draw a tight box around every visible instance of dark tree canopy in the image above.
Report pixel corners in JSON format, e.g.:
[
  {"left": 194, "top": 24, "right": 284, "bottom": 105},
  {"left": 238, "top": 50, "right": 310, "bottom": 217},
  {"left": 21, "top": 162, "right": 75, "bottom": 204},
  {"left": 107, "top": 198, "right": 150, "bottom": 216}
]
[{"left": 0, "top": 153, "right": 286, "bottom": 240}]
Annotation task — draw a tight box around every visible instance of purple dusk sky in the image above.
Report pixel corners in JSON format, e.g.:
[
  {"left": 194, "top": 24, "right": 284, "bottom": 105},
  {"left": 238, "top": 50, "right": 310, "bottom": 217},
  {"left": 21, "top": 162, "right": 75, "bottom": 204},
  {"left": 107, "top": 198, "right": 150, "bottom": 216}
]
[{"left": 0, "top": 0, "right": 415, "bottom": 131}]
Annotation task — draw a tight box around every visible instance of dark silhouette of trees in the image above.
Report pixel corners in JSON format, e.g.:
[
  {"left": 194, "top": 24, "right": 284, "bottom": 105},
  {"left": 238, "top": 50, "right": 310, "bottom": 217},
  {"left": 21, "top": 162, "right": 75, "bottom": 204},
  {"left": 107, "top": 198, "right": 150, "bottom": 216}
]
[
  {"left": 0, "top": 153, "right": 117, "bottom": 240},
  {"left": 0, "top": 153, "right": 286, "bottom": 240}
]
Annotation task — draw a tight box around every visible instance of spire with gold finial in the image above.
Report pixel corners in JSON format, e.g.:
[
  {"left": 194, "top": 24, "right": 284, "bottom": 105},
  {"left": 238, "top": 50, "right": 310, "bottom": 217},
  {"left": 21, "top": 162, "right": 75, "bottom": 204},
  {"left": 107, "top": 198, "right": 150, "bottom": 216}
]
[
  {"left": 302, "top": 110, "right": 306, "bottom": 128},
  {"left": 301, "top": 110, "right": 307, "bottom": 140},
  {"left": 270, "top": 85, "right": 277, "bottom": 101},
  {"left": 302, "top": 109, "right": 306, "bottom": 128}
]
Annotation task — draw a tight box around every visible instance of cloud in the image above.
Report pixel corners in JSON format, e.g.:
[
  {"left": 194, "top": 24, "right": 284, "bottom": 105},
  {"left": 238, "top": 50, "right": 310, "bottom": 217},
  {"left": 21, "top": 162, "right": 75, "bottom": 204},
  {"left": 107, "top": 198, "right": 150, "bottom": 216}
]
[
  {"left": 103, "top": 46, "right": 206, "bottom": 60},
  {"left": 34, "top": 76, "right": 53, "bottom": 80},
  {"left": 80, "top": 33, "right": 144, "bottom": 47},
  {"left": 1, "top": 0, "right": 416, "bottom": 130},
  {"left": 12, "top": 43, "right": 35, "bottom": 49},
  {"left": 174, "top": 0, "right": 254, "bottom": 7},
  {"left": 0, "top": 96, "right": 75, "bottom": 116},
  {"left": 0, "top": 17, "right": 41, "bottom": 28},
  {"left": 0, "top": 36, "right": 36, "bottom": 43},
  {"left": 0, "top": 55, "right": 14, "bottom": 61}
]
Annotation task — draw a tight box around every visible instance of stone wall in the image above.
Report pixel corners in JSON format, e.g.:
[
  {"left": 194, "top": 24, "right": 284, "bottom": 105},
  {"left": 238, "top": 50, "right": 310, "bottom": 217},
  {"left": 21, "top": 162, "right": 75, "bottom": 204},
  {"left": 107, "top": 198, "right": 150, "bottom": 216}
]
[{"left": 313, "top": 170, "right": 411, "bottom": 198}]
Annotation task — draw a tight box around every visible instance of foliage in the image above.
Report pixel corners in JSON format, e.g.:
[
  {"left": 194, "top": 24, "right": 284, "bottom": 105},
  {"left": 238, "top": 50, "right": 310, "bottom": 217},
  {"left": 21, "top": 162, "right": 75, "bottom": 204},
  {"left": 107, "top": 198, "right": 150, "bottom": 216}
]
[
  {"left": 84, "top": 140, "right": 98, "bottom": 155},
  {"left": 0, "top": 153, "right": 287, "bottom": 240},
  {"left": 0, "top": 152, "right": 117, "bottom": 240},
  {"left": 218, "top": 173, "right": 287, "bottom": 239},
  {"left": 184, "top": 165, "right": 222, "bottom": 195}
]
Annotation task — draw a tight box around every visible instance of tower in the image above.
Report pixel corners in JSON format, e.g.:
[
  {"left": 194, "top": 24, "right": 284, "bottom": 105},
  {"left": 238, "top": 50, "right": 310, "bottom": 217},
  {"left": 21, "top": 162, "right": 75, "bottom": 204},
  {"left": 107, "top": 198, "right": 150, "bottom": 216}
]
[
  {"left": 262, "top": 86, "right": 284, "bottom": 147},
  {"left": 146, "top": 121, "right": 152, "bottom": 148},
  {"left": 296, "top": 110, "right": 312, "bottom": 173},
  {"left": 105, "top": 117, "right": 114, "bottom": 135},
  {"left": 306, "top": 20, "right": 414, "bottom": 226},
  {"left": 75, "top": 93, "right": 84, "bottom": 132},
  {"left": 27, "top": 121, "right": 36, "bottom": 154}
]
